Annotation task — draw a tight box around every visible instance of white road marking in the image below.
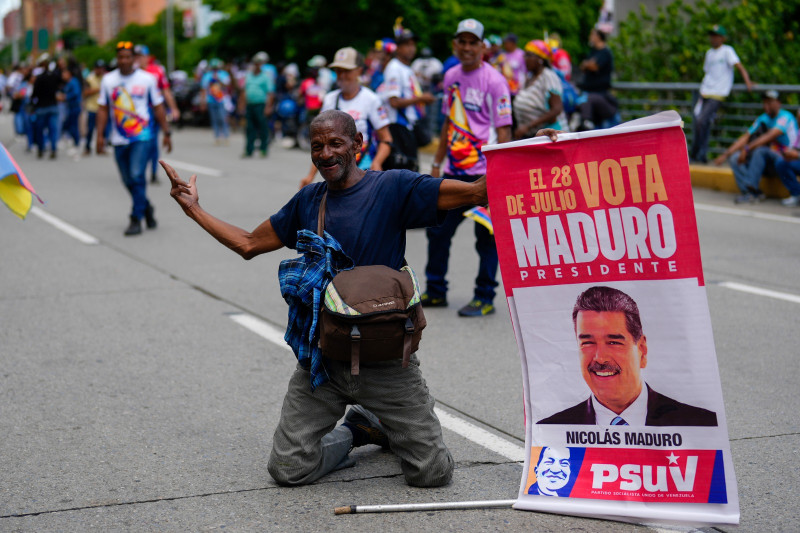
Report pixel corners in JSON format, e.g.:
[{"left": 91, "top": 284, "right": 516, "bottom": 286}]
[
  {"left": 30, "top": 207, "right": 99, "bottom": 245},
  {"left": 228, "top": 312, "right": 292, "bottom": 351},
  {"left": 227, "top": 312, "right": 526, "bottom": 461},
  {"left": 719, "top": 281, "right": 800, "bottom": 304},
  {"left": 695, "top": 202, "right": 800, "bottom": 225},
  {"left": 433, "top": 407, "right": 525, "bottom": 462},
  {"left": 161, "top": 159, "right": 224, "bottom": 177}
]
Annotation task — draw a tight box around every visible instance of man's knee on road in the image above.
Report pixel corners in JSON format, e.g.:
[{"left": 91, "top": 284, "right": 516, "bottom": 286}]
[
  {"left": 402, "top": 449, "right": 454, "bottom": 487},
  {"left": 267, "top": 453, "right": 317, "bottom": 486}
]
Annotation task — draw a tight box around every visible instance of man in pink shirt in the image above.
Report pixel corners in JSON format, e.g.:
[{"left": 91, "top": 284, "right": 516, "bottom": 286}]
[
  {"left": 424, "top": 18, "right": 513, "bottom": 317},
  {"left": 495, "top": 33, "right": 526, "bottom": 96}
]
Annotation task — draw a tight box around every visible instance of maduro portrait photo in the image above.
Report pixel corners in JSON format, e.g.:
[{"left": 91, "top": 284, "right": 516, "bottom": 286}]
[{"left": 520, "top": 282, "right": 720, "bottom": 428}]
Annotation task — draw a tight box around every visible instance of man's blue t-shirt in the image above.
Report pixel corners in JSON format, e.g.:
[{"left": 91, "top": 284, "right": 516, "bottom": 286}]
[
  {"left": 749, "top": 109, "right": 798, "bottom": 149},
  {"left": 270, "top": 169, "right": 444, "bottom": 269}
]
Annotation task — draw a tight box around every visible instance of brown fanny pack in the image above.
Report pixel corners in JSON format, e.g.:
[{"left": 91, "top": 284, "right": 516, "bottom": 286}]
[{"left": 316, "top": 192, "right": 426, "bottom": 375}]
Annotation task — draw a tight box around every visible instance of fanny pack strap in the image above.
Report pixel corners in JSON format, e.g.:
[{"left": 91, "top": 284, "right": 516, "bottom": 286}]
[
  {"left": 318, "top": 189, "right": 414, "bottom": 373},
  {"left": 317, "top": 191, "right": 328, "bottom": 237}
]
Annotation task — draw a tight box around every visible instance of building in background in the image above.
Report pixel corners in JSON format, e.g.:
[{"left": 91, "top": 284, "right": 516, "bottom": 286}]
[{"left": 3, "top": 0, "right": 222, "bottom": 58}]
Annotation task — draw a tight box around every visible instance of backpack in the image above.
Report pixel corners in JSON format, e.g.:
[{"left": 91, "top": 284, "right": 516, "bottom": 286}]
[{"left": 316, "top": 192, "right": 426, "bottom": 374}]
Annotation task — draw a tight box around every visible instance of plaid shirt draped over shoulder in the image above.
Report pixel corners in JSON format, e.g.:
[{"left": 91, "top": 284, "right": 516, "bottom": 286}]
[{"left": 278, "top": 229, "right": 353, "bottom": 390}]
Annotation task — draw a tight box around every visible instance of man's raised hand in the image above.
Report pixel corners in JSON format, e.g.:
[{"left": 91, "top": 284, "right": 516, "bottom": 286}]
[{"left": 160, "top": 160, "right": 199, "bottom": 213}]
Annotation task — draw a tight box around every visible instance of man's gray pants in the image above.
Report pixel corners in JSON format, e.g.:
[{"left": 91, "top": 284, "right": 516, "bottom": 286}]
[{"left": 268, "top": 354, "right": 454, "bottom": 487}]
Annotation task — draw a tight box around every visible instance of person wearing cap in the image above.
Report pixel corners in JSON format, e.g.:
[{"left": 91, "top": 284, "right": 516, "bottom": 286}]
[
  {"left": 713, "top": 90, "right": 798, "bottom": 204},
  {"left": 378, "top": 26, "right": 435, "bottom": 168},
  {"left": 200, "top": 58, "right": 232, "bottom": 145},
  {"left": 299, "top": 47, "right": 393, "bottom": 187},
  {"left": 690, "top": 24, "right": 754, "bottom": 164},
  {"left": 493, "top": 33, "right": 526, "bottom": 96},
  {"left": 96, "top": 41, "right": 173, "bottom": 236},
  {"left": 135, "top": 44, "right": 179, "bottom": 182},
  {"left": 424, "top": 18, "right": 513, "bottom": 317},
  {"left": 82, "top": 60, "right": 107, "bottom": 156},
  {"left": 239, "top": 51, "right": 275, "bottom": 158},
  {"left": 513, "top": 40, "right": 570, "bottom": 139}
]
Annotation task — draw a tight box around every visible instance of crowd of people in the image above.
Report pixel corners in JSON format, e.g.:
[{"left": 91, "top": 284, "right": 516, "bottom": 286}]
[
  {"left": 0, "top": 21, "right": 613, "bottom": 165},
  {"left": 3, "top": 17, "right": 797, "bottom": 231}
]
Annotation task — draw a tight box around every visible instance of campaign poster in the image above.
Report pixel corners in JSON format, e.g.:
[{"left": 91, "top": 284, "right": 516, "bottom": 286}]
[{"left": 483, "top": 112, "right": 739, "bottom": 525}]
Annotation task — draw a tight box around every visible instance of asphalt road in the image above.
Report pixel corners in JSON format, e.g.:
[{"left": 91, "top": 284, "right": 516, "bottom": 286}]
[{"left": 1, "top": 118, "right": 798, "bottom": 532}]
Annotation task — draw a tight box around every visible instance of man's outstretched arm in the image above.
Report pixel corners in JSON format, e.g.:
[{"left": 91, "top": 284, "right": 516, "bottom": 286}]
[
  {"left": 436, "top": 128, "right": 559, "bottom": 210},
  {"left": 160, "top": 161, "right": 284, "bottom": 259}
]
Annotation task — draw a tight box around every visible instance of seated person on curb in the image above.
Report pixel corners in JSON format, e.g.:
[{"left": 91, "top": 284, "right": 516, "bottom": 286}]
[
  {"left": 776, "top": 108, "right": 800, "bottom": 206},
  {"left": 162, "top": 109, "right": 560, "bottom": 487},
  {"left": 713, "top": 90, "right": 798, "bottom": 204}
]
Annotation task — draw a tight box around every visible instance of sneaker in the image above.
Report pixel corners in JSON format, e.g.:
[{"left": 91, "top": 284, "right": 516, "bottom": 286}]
[
  {"left": 457, "top": 299, "right": 495, "bottom": 317},
  {"left": 343, "top": 405, "right": 390, "bottom": 449},
  {"left": 420, "top": 292, "right": 448, "bottom": 308},
  {"left": 124, "top": 217, "right": 142, "bottom": 236},
  {"left": 734, "top": 193, "right": 754, "bottom": 204},
  {"left": 781, "top": 195, "right": 800, "bottom": 206}
]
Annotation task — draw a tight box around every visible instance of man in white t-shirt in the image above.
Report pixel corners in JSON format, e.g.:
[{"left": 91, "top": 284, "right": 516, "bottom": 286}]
[
  {"left": 378, "top": 29, "right": 435, "bottom": 169},
  {"left": 299, "top": 47, "right": 393, "bottom": 187},
  {"left": 690, "top": 25, "right": 753, "bottom": 163},
  {"left": 97, "top": 41, "right": 173, "bottom": 236}
]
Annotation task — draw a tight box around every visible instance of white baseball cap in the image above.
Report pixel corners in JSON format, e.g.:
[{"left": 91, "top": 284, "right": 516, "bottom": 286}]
[{"left": 455, "top": 19, "right": 484, "bottom": 40}]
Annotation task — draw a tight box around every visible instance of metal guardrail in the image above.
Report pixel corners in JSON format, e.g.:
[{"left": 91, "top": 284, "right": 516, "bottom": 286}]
[{"left": 613, "top": 82, "right": 800, "bottom": 159}]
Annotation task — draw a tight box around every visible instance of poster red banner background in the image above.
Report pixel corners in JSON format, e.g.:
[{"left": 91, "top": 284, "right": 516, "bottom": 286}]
[{"left": 487, "top": 127, "right": 703, "bottom": 295}]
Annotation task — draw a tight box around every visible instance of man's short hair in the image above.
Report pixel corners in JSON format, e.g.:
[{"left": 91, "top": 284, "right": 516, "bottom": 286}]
[
  {"left": 593, "top": 28, "right": 608, "bottom": 42},
  {"left": 310, "top": 110, "right": 358, "bottom": 141},
  {"left": 572, "top": 286, "right": 643, "bottom": 341}
]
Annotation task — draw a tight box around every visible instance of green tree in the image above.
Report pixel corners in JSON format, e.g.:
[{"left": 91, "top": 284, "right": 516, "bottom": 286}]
[
  {"left": 616, "top": 0, "right": 800, "bottom": 85},
  {"left": 60, "top": 28, "right": 97, "bottom": 50},
  {"left": 202, "top": 0, "right": 601, "bottom": 66}
]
